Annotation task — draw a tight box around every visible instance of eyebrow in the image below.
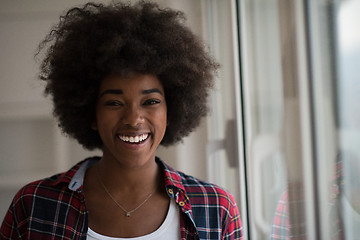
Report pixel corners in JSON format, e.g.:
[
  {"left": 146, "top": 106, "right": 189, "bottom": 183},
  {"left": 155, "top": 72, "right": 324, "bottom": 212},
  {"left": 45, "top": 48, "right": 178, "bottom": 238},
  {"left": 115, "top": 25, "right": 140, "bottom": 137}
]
[
  {"left": 99, "top": 88, "right": 163, "bottom": 97},
  {"left": 99, "top": 89, "right": 123, "bottom": 97},
  {"left": 142, "top": 88, "right": 163, "bottom": 95}
]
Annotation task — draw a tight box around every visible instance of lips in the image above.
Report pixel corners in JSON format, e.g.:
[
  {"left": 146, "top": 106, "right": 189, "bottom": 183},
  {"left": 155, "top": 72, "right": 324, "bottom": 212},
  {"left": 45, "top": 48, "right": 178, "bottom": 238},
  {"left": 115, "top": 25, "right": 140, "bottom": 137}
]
[{"left": 117, "top": 133, "right": 149, "bottom": 144}]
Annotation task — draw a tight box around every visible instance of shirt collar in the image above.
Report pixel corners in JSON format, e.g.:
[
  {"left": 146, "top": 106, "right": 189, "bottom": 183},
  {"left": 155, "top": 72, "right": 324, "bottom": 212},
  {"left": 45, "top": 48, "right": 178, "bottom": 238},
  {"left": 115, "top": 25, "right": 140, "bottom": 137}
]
[
  {"left": 68, "top": 158, "right": 99, "bottom": 191},
  {"left": 65, "top": 157, "right": 191, "bottom": 211},
  {"left": 156, "top": 157, "right": 191, "bottom": 211}
]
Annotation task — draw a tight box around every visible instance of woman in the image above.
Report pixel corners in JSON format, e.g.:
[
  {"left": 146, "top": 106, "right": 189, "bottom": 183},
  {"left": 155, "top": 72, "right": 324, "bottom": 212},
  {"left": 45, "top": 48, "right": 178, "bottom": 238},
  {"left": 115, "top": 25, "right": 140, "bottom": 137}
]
[{"left": 0, "top": 2, "right": 243, "bottom": 239}]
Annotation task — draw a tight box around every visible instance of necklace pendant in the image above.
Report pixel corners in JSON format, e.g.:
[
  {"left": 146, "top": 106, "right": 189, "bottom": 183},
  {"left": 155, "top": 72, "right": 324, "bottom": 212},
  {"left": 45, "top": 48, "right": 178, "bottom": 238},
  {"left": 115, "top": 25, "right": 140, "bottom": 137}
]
[{"left": 126, "top": 212, "right": 131, "bottom": 217}]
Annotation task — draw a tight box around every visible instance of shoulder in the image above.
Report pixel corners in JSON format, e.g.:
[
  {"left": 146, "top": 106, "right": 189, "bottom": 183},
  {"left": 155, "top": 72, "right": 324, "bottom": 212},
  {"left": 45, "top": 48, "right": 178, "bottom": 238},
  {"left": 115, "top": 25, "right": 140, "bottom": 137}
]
[
  {"left": 1, "top": 158, "right": 97, "bottom": 239},
  {"left": 158, "top": 159, "right": 243, "bottom": 238},
  {"left": 17, "top": 159, "right": 85, "bottom": 193},
  {"left": 158, "top": 158, "right": 238, "bottom": 214},
  {"left": 9, "top": 158, "right": 95, "bottom": 215},
  {"left": 179, "top": 170, "right": 238, "bottom": 210}
]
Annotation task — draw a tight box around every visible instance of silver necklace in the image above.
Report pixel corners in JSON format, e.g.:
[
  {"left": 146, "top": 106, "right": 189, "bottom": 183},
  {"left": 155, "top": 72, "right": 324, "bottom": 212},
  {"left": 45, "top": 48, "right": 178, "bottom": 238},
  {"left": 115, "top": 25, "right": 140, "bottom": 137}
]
[{"left": 96, "top": 166, "right": 156, "bottom": 217}]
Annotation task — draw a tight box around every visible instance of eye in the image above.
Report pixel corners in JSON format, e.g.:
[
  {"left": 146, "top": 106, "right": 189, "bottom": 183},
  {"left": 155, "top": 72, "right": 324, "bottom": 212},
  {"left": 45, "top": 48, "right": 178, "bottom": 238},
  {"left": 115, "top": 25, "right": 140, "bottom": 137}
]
[
  {"left": 143, "top": 99, "right": 161, "bottom": 105},
  {"left": 104, "top": 100, "right": 123, "bottom": 107}
]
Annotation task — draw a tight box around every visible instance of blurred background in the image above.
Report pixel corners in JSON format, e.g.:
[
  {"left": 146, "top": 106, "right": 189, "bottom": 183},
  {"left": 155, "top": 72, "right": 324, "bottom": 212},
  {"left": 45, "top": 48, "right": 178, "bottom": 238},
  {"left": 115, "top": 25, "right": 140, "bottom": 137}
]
[{"left": 1, "top": 0, "right": 359, "bottom": 239}]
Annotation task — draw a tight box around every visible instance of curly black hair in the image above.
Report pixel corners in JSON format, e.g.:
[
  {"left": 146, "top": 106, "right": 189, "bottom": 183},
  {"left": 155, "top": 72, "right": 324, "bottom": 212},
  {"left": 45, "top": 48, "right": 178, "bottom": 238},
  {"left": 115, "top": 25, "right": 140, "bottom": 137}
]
[{"left": 38, "top": 1, "right": 219, "bottom": 150}]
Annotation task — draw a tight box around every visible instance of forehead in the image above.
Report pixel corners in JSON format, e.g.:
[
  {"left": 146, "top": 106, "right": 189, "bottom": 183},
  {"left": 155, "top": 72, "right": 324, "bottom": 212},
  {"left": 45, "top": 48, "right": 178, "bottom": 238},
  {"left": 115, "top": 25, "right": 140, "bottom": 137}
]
[{"left": 99, "top": 73, "right": 164, "bottom": 92}]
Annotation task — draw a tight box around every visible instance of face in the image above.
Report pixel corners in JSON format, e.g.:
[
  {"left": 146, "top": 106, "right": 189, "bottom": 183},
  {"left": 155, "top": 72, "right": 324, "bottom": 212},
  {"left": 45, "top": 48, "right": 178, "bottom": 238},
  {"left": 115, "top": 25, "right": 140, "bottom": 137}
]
[{"left": 93, "top": 73, "right": 167, "bottom": 168}]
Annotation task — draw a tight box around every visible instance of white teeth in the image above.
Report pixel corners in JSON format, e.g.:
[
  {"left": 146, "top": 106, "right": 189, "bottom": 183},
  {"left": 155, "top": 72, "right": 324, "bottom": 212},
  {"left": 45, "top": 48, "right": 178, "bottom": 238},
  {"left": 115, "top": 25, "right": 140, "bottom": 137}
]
[{"left": 118, "top": 134, "right": 149, "bottom": 143}]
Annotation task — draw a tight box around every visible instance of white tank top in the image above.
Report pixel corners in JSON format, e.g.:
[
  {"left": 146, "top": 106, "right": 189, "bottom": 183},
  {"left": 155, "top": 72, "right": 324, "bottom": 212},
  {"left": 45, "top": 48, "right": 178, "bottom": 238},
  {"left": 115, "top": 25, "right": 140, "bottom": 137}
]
[{"left": 87, "top": 199, "right": 180, "bottom": 240}]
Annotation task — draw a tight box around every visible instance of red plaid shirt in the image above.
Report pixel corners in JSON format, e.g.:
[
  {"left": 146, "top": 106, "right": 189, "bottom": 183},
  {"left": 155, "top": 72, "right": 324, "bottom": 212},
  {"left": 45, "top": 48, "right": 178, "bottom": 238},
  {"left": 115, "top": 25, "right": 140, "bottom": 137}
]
[
  {"left": 270, "top": 155, "right": 345, "bottom": 240},
  {"left": 1, "top": 157, "right": 243, "bottom": 239}
]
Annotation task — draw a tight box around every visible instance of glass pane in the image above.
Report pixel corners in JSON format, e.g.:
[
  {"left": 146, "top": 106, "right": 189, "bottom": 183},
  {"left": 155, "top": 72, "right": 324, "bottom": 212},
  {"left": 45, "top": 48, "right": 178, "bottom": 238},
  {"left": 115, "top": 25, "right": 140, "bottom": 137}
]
[
  {"left": 205, "top": 0, "right": 242, "bottom": 205},
  {"left": 239, "top": 0, "right": 315, "bottom": 239},
  {"left": 203, "top": 2, "right": 249, "bottom": 233},
  {"left": 337, "top": 2, "right": 360, "bottom": 237},
  {"left": 309, "top": 0, "right": 360, "bottom": 238}
]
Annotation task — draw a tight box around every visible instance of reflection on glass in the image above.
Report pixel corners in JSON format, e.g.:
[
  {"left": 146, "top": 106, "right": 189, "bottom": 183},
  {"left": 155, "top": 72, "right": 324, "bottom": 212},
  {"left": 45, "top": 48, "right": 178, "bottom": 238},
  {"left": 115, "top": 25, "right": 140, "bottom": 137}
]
[
  {"left": 305, "top": 0, "right": 360, "bottom": 238},
  {"left": 239, "top": 0, "right": 304, "bottom": 239},
  {"left": 269, "top": 0, "right": 360, "bottom": 238},
  {"left": 336, "top": 0, "right": 360, "bottom": 238},
  {"left": 239, "top": 0, "right": 360, "bottom": 238}
]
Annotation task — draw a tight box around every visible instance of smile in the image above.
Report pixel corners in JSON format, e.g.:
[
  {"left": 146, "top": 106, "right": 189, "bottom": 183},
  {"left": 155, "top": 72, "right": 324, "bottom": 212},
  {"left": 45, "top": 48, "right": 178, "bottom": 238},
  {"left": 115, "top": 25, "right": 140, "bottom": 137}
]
[{"left": 117, "top": 133, "right": 149, "bottom": 144}]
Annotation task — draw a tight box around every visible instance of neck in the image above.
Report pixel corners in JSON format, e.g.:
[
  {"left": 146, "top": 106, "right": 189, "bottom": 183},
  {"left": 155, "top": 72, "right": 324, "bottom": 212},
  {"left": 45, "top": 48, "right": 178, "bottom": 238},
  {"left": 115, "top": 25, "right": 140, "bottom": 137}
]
[{"left": 96, "top": 155, "right": 160, "bottom": 194}]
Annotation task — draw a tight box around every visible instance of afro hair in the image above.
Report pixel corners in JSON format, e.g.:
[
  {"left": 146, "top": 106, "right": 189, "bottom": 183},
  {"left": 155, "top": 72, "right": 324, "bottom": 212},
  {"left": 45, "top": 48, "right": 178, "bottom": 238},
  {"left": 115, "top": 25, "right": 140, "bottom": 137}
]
[{"left": 38, "top": 1, "right": 219, "bottom": 150}]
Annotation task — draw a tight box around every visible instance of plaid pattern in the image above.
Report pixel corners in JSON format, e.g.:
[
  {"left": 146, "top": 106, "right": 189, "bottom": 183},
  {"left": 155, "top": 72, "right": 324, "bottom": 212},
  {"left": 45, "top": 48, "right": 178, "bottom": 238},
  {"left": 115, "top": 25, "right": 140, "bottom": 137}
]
[
  {"left": 270, "top": 157, "right": 345, "bottom": 240},
  {"left": 161, "top": 159, "right": 243, "bottom": 239},
  {"left": 1, "top": 157, "right": 243, "bottom": 240},
  {"left": 270, "top": 191, "right": 290, "bottom": 239}
]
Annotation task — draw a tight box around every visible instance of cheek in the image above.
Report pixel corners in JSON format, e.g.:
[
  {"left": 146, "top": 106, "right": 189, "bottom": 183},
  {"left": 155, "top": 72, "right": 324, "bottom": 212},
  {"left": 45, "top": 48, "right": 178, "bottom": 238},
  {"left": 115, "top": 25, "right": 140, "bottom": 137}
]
[
  {"left": 158, "top": 108, "right": 167, "bottom": 130},
  {"left": 95, "top": 109, "right": 119, "bottom": 132},
  {"left": 150, "top": 108, "right": 167, "bottom": 137}
]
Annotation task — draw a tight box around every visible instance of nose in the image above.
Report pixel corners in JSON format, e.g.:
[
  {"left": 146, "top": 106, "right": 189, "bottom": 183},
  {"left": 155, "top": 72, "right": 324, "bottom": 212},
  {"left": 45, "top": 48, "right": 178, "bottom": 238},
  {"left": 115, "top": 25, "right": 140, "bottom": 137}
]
[{"left": 121, "top": 105, "right": 144, "bottom": 127}]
